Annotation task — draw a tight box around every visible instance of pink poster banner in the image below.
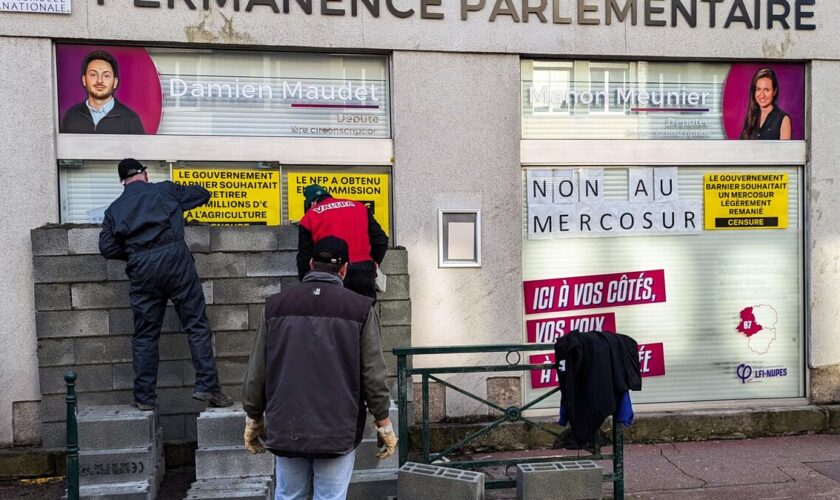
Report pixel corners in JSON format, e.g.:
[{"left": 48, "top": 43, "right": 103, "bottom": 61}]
[
  {"left": 529, "top": 341, "right": 666, "bottom": 389},
  {"left": 524, "top": 269, "right": 666, "bottom": 315},
  {"left": 526, "top": 313, "right": 617, "bottom": 344}
]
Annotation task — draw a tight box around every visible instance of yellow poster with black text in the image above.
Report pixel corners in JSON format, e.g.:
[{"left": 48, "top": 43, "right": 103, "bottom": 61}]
[
  {"left": 704, "top": 173, "right": 788, "bottom": 230},
  {"left": 172, "top": 168, "right": 281, "bottom": 225},
  {"left": 287, "top": 172, "right": 390, "bottom": 235}
]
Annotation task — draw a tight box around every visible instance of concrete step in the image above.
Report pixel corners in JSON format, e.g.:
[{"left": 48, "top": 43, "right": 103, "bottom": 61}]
[
  {"left": 347, "top": 468, "right": 398, "bottom": 500},
  {"left": 196, "top": 404, "right": 246, "bottom": 448},
  {"left": 79, "top": 447, "right": 156, "bottom": 485},
  {"left": 66, "top": 480, "right": 153, "bottom": 500},
  {"left": 195, "top": 446, "right": 274, "bottom": 480},
  {"left": 186, "top": 477, "right": 273, "bottom": 500},
  {"left": 77, "top": 405, "right": 156, "bottom": 451}
]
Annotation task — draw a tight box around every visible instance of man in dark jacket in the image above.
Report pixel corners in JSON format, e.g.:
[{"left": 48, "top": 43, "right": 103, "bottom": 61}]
[
  {"left": 296, "top": 184, "right": 388, "bottom": 299},
  {"left": 243, "top": 236, "right": 397, "bottom": 500},
  {"left": 60, "top": 50, "right": 145, "bottom": 134},
  {"left": 99, "top": 159, "right": 231, "bottom": 411}
]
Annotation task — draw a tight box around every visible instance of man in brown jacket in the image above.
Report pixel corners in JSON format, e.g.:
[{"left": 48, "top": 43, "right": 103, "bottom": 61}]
[{"left": 242, "top": 236, "right": 396, "bottom": 500}]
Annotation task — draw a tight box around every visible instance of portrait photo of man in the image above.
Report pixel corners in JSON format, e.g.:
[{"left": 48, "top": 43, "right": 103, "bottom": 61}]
[{"left": 60, "top": 50, "right": 145, "bottom": 134}]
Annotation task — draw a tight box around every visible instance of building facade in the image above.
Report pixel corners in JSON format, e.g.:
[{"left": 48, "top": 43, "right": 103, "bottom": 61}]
[{"left": 1, "top": 0, "right": 839, "bottom": 446}]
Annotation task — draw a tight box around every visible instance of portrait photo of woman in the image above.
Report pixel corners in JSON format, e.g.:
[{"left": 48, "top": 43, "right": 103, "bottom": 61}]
[{"left": 739, "top": 68, "right": 792, "bottom": 140}]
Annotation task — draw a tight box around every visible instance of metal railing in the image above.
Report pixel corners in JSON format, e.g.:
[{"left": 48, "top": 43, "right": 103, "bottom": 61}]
[
  {"left": 394, "top": 344, "right": 624, "bottom": 499},
  {"left": 65, "top": 371, "right": 79, "bottom": 500}
]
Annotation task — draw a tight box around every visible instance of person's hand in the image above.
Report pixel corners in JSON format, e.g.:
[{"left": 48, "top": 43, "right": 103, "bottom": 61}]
[
  {"left": 244, "top": 415, "right": 265, "bottom": 454},
  {"left": 375, "top": 422, "right": 397, "bottom": 459}
]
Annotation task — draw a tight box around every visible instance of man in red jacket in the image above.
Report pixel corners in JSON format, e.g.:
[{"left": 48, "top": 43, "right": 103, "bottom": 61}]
[{"left": 296, "top": 184, "right": 388, "bottom": 298}]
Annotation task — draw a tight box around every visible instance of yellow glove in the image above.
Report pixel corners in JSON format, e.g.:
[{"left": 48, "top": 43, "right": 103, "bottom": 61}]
[
  {"left": 244, "top": 415, "right": 265, "bottom": 454},
  {"left": 375, "top": 422, "right": 397, "bottom": 460}
]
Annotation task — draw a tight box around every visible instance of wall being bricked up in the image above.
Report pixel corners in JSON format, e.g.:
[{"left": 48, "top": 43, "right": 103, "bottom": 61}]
[{"left": 31, "top": 224, "right": 411, "bottom": 449}]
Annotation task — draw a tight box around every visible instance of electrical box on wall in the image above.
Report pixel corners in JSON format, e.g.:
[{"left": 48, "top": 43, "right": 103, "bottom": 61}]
[{"left": 438, "top": 209, "right": 481, "bottom": 268}]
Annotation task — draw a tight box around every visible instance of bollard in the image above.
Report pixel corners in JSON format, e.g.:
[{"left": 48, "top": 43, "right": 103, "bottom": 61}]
[{"left": 65, "top": 372, "right": 79, "bottom": 500}]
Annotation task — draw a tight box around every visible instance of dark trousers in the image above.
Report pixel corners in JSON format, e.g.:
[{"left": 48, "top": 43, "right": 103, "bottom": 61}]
[
  {"left": 344, "top": 260, "right": 377, "bottom": 299},
  {"left": 127, "top": 242, "right": 221, "bottom": 405}
]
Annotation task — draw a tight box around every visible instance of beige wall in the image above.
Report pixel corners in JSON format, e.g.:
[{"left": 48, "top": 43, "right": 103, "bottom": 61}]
[{"left": 0, "top": 37, "right": 59, "bottom": 446}]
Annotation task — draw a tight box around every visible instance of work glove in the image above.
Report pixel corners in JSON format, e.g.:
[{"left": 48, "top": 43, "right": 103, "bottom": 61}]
[
  {"left": 375, "top": 422, "right": 397, "bottom": 460},
  {"left": 244, "top": 415, "right": 266, "bottom": 454}
]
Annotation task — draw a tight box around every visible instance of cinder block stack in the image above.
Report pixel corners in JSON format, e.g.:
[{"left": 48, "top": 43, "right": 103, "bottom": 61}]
[
  {"left": 187, "top": 404, "right": 274, "bottom": 499},
  {"left": 347, "top": 403, "right": 400, "bottom": 500},
  {"left": 515, "top": 460, "right": 603, "bottom": 500},
  {"left": 397, "top": 461, "right": 485, "bottom": 500},
  {"left": 71, "top": 405, "right": 162, "bottom": 499}
]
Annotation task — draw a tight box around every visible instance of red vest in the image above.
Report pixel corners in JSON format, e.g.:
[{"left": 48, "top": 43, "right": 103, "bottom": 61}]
[{"left": 300, "top": 198, "right": 372, "bottom": 264}]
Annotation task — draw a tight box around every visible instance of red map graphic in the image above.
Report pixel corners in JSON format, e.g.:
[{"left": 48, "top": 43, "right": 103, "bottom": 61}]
[{"left": 737, "top": 307, "right": 763, "bottom": 337}]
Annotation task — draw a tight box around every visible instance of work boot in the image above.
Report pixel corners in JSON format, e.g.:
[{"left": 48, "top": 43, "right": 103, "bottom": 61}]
[
  {"left": 132, "top": 400, "right": 155, "bottom": 411},
  {"left": 192, "top": 391, "right": 234, "bottom": 407}
]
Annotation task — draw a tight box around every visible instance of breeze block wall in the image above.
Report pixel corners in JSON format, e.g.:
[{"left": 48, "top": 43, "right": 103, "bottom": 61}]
[{"left": 32, "top": 224, "right": 411, "bottom": 449}]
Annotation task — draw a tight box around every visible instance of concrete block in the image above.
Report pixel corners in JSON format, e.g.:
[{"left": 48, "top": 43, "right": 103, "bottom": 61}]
[
  {"left": 75, "top": 480, "right": 151, "bottom": 499},
  {"left": 347, "top": 469, "right": 398, "bottom": 500},
  {"left": 414, "top": 382, "right": 446, "bottom": 423},
  {"left": 74, "top": 336, "right": 132, "bottom": 364},
  {"left": 41, "top": 421, "right": 66, "bottom": 450},
  {"left": 185, "top": 489, "right": 268, "bottom": 499},
  {"left": 206, "top": 305, "right": 249, "bottom": 331},
  {"left": 34, "top": 255, "right": 106, "bottom": 283},
  {"left": 13, "top": 401, "right": 41, "bottom": 446},
  {"left": 353, "top": 438, "right": 398, "bottom": 470},
  {"left": 188, "top": 477, "right": 272, "bottom": 491},
  {"left": 110, "top": 308, "right": 180, "bottom": 335},
  {"left": 397, "top": 462, "right": 484, "bottom": 500},
  {"left": 210, "top": 226, "right": 278, "bottom": 252},
  {"left": 379, "top": 249, "right": 407, "bottom": 275},
  {"left": 37, "top": 310, "right": 109, "bottom": 339},
  {"left": 34, "top": 283, "right": 71, "bottom": 311},
  {"left": 487, "top": 377, "right": 522, "bottom": 414},
  {"left": 159, "top": 334, "right": 192, "bottom": 361},
  {"left": 248, "top": 304, "right": 264, "bottom": 330},
  {"left": 161, "top": 415, "right": 186, "bottom": 442},
  {"left": 245, "top": 252, "right": 297, "bottom": 277},
  {"left": 217, "top": 358, "right": 249, "bottom": 385},
  {"left": 516, "top": 461, "right": 603, "bottom": 500},
  {"left": 378, "top": 274, "right": 409, "bottom": 301},
  {"left": 194, "top": 253, "right": 247, "bottom": 278},
  {"left": 277, "top": 224, "right": 298, "bottom": 250},
  {"left": 40, "top": 365, "right": 113, "bottom": 395},
  {"left": 156, "top": 387, "right": 206, "bottom": 416},
  {"left": 32, "top": 227, "right": 69, "bottom": 256},
  {"left": 79, "top": 447, "right": 155, "bottom": 485},
  {"left": 186, "top": 225, "right": 211, "bottom": 252},
  {"left": 195, "top": 445, "right": 274, "bottom": 480},
  {"left": 380, "top": 326, "right": 411, "bottom": 353},
  {"left": 77, "top": 406, "right": 154, "bottom": 450},
  {"left": 71, "top": 282, "right": 131, "bottom": 309},
  {"left": 280, "top": 276, "right": 301, "bottom": 290},
  {"left": 380, "top": 300, "right": 410, "bottom": 327},
  {"left": 68, "top": 227, "right": 103, "bottom": 255},
  {"left": 37, "top": 338, "right": 76, "bottom": 366},
  {"left": 107, "top": 259, "right": 128, "bottom": 280},
  {"left": 215, "top": 331, "right": 256, "bottom": 358},
  {"left": 186, "top": 412, "right": 198, "bottom": 441},
  {"left": 196, "top": 404, "right": 246, "bottom": 448},
  {"left": 203, "top": 280, "right": 214, "bottom": 304},
  {"left": 213, "top": 278, "right": 282, "bottom": 304}
]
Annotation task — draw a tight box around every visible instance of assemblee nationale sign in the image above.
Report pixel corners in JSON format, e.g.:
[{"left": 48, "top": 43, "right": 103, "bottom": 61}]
[
  {"left": 2, "top": 0, "right": 70, "bottom": 14},
  {"left": 97, "top": 0, "right": 816, "bottom": 30}
]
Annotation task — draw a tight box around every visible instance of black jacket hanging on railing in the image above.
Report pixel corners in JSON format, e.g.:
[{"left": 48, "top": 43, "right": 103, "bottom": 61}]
[{"left": 554, "top": 331, "right": 642, "bottom": 447}]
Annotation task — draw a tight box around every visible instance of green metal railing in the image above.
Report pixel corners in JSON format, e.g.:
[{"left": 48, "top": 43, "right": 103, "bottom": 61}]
[
  {"left": 65, "top": 371, "right": 79, "bottom": 500},
  {"left": 394, "top": 344, "right": 624, "bottom": 499}
]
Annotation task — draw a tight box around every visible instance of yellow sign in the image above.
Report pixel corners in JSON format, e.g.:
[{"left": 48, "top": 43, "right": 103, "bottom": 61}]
[
  {"left": 287, "top": 172, "right": 390, "bottom": 235},
  {"left": 703, "top": 173, "right": 788, "bottom": 230},
  {"left": 172, "top": 168, "right": 281, "bottom": 225}
]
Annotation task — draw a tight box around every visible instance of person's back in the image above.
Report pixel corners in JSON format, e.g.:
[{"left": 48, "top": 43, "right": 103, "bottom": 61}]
[
  {"left": 99, "top": 158, "right": 231, "bottom": 411},
  {"left": 263, "top": 271, "right": 375, "bottom": 456}
]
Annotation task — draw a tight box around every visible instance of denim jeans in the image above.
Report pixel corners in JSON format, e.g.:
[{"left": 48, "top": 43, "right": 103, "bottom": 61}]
[{"left": 274, "top": 449, "right": 356, "bottom": 500}]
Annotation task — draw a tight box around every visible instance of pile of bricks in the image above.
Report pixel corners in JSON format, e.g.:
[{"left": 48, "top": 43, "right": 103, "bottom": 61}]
[{"left": 73, "top": 405, "right": 163, "bottom": 499}]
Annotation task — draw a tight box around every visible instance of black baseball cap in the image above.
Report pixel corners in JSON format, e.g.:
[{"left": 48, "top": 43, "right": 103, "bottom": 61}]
[
  {"left": 312, "top": 236, "right": 349, "bottom": 266},
  {"left": 118, "top": 158, "right": 147, "bottom": 180}
]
